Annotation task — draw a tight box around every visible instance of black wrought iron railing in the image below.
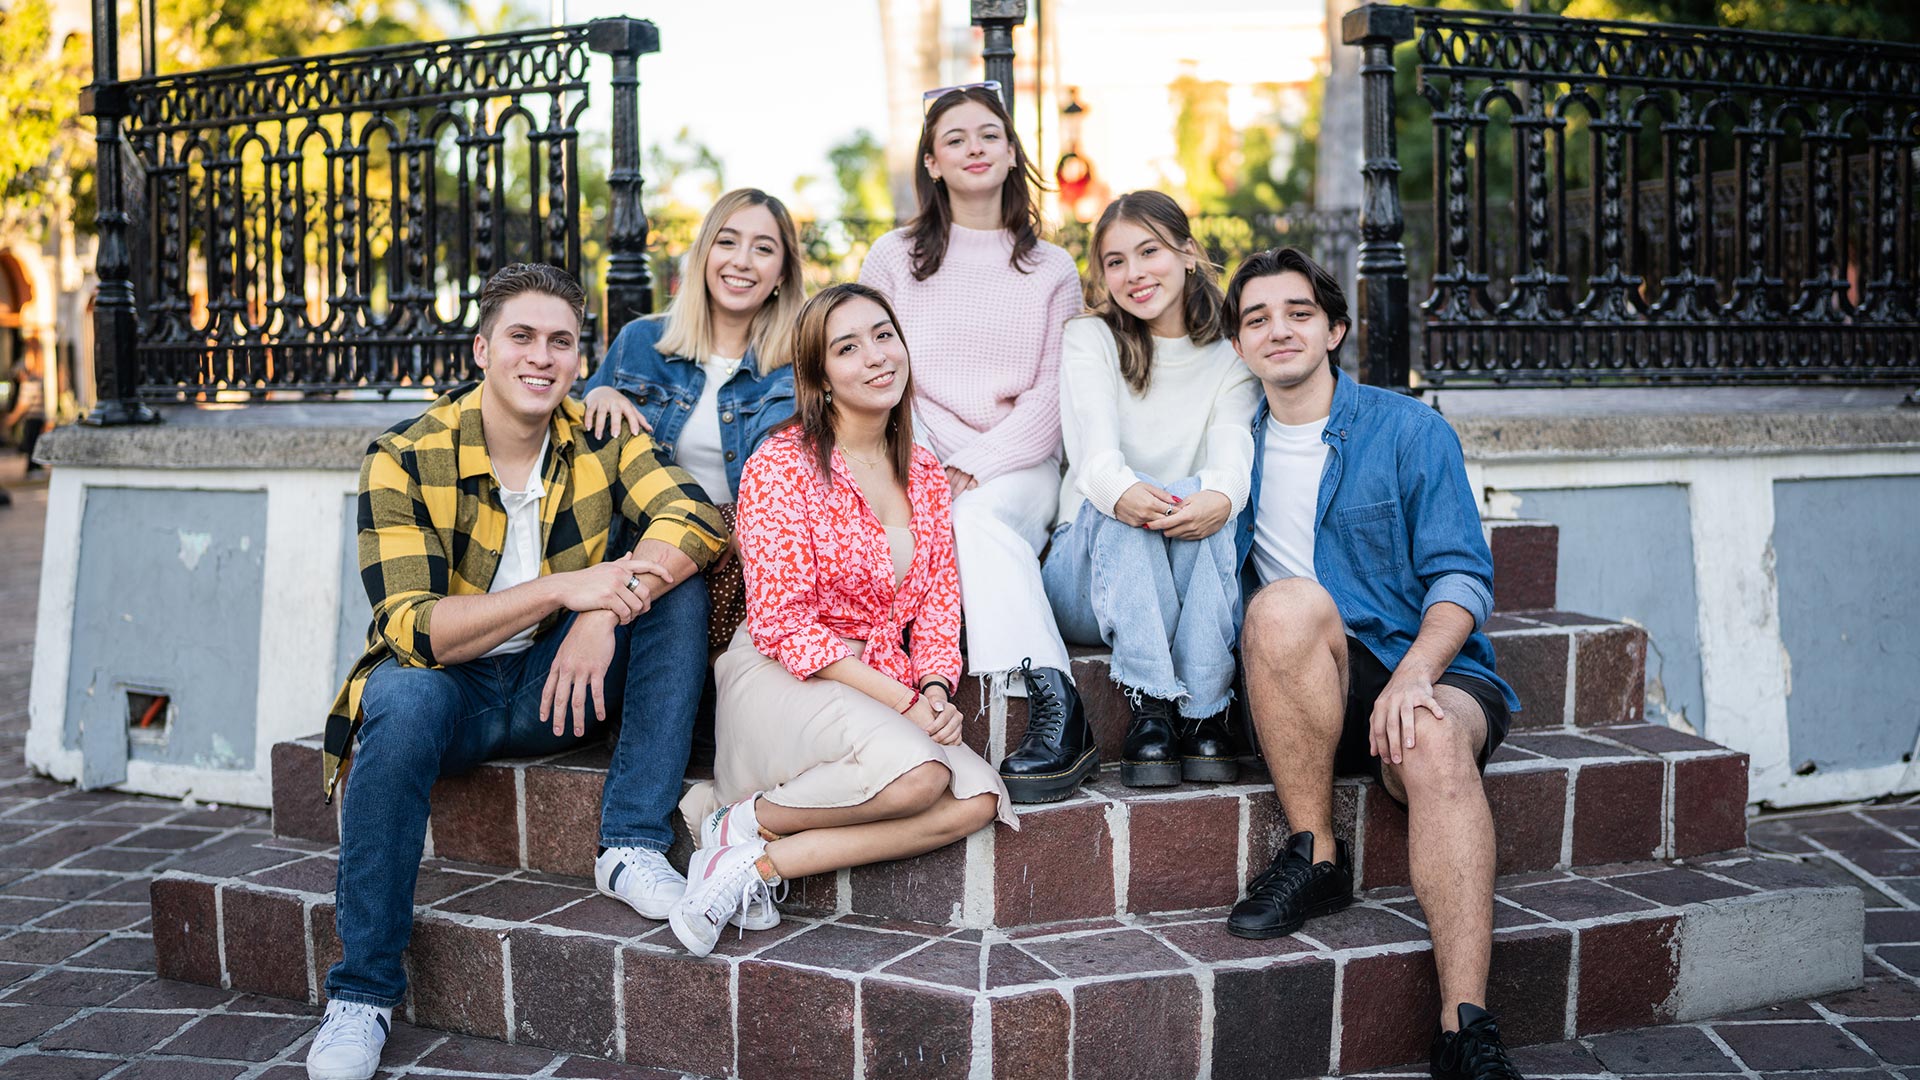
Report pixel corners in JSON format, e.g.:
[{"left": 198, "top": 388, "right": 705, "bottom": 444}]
[
  {"left": 1346, "top": 5, "right": 1920, "bottom": 389},
  {"left": 84, "top": 18, "right": 658, "bottom": 413}
]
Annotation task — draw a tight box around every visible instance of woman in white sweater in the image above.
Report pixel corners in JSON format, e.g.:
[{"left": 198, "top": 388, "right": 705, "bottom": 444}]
[{"left": 1040, "top": 191, "right": 1262, "bottom": 788}]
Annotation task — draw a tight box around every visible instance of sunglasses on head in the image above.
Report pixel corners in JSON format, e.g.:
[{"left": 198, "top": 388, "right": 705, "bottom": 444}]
[{"left": 923, "top": 81, "right": 1001, "bottom": 112}]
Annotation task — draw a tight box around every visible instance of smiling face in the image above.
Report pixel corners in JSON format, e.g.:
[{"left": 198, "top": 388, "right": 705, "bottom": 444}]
[
  {"left": 702, "top": 202, "right": 785, "bottom": 327},
  {"left": 923, "top": 99, "right": 1013, "bottom": 201},
  {"left": 1100, "top": 217, "right": 1196, "bottom": 338},
  {"left": 1230, "top": 270, "right": 1348, "bottom": 392},
  {"left": 822, "top": 295, "right": 909, "bottom": 420},
  {"left": 474, "top": 290, "right": 581, "bottom": 424}
]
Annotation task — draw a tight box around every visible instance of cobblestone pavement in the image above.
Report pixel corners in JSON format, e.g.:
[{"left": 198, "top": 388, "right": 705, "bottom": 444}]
[{"left": 3, "top": 451, "right": 1920, "bottom": 1078}]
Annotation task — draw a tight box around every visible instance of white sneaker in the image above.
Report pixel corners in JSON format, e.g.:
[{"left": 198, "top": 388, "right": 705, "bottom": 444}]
[
  {"left": 671, "top": 839, "right": 775, "bottom": 958},
  {"left": 697, "top": 795, "right": 781, "bottom": 932},
  {"left": 595, "top": 846, "right": 685, "bottom": 921},
  {"left": 306, "top": 998, "right": 391, "bottom": 1080}
]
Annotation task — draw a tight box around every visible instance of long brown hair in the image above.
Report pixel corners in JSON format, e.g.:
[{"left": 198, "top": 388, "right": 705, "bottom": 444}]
[
  {"left": 656, "top": 188, "right": 807, "bottom": 371},
  {"left": 1084, "top": 191, "right": 1226, "bottom": 393},
  {"left": 778, "top": 283, "right": 917, "bottom": 485},
  {"left": 906, "top": 87, "right": 1046, "bottom": 281}
]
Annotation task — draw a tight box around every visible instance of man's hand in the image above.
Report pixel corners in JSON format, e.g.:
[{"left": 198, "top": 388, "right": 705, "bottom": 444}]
[
  {"left": 551, "top": 556, "right": 676, "bottom": 623},
  {"left": 945, "top": 466, "right": 978, "bottom": 502},
  {"left": 542, "top": 612, "right": 618, "bottom": 735},
  {"left": 906, "top": 691, "right": 964, "bottom": 746},
  {"left": 1145, "top": 490, "right": 1231, "bottom": 540},
  {"left": 1114, "top": 480, "right": 1180, "bottom": 528},
  {"left": 1369, "top": 666, "right": 1444, "bottom": 766}
]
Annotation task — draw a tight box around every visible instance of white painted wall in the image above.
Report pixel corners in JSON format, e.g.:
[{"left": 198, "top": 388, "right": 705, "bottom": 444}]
[
  {"left": 1474, "top": 446, "right": 1920, "bottom": 810},
  {"left": 28, "top": 464, "right": 358, "bottom": 807}
]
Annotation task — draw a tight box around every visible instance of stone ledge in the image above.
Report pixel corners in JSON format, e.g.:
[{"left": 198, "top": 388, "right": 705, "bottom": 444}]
[{"left": 35, "top": 401, "right": 422, "bottom": 470}]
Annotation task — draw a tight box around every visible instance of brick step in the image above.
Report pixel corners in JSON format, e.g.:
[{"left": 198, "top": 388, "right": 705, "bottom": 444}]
[
  {"left": 1487, "top": 519, "right": 1560, "bottom": 612},
  {"left": 270, "top": 716, "right": 1746, "bottom": 929},
  {"left": 150, "top": 842, "right": 1863, "bottom": 1078}
]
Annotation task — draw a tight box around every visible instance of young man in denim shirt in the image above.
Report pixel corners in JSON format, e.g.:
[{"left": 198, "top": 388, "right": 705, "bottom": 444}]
[{"left": 1226, "top": 248, "right": 1524, "bottom": 1079}]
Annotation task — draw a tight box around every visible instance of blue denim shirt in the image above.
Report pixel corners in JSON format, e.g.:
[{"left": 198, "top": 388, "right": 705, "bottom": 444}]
[
  {"left": 1235, "top": 367, "right": 1518, "bottom": 713},
  {"left": 580, "top": 315, "right": 796, "bottom": 501}
]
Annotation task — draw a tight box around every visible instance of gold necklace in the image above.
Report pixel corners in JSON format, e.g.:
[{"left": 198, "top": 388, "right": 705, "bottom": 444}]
[{"left": 841, "top": 445, "right": 887, "bottom": 469}]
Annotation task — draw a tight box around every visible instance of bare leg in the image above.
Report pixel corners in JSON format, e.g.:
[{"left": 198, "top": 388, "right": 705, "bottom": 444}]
[
  {"left": 1378, "top": 686, "right": 1494, "bottom": 1033},
  {"left": 754, "top": 761, "right": 957, "bottom": 834},
  {"left": 1241, "top": 579, "right": 1349, "bottom": 865},
  {"left": 765, "top": 793, "right": 1000, "bottom": 880}
]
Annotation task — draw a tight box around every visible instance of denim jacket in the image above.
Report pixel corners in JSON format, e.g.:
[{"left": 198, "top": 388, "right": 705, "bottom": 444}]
[
  {"left": 1234, "top": 367, "right": 1519, "bottom": 713},
  {"left": 580, "top": 315, "right": 797, "bottom": 501}
]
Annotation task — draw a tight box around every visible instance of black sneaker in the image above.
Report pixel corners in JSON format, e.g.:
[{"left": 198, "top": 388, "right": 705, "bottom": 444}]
[
  {"left": 1430, "top": 1003, "right": 1524, "bottom": 1080},
  {"left": 1225, "top": 830, "right": 1353, "bottom": 939}
]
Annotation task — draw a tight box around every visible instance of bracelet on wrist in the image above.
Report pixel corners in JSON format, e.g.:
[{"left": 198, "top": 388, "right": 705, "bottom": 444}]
[{"left": 896, "top": 689, "right": 920, "bottom": 714}]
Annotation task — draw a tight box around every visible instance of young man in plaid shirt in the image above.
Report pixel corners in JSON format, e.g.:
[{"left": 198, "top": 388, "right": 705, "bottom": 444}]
[{"left": 307, "top": 265, "right": 727, "bottom": 1080}]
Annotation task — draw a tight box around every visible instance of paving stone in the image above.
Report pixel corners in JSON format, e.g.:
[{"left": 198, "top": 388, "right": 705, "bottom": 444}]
[
  {"left": 417, "top": 1031, "right": 561, "bottom": 1073},
  {"left": 110, "top": 1062, "right": 246, "bottom": 1080},
  {"left": 1295, "top": 904, "right": 1426, "bottom": 951},
  {"left": 1573, "top": 760, "right": 1664, "bottom": 864},
  {"left": 70, "top": 934, "right": 156, "bottom": 973},
  {"left": 149, "top": 878, "right": 219, "bottom": 985},
  {"left": 986, "top": 943, "right": 1058, "bottom": 988},
  {"left": 432, "top": 878, "right": 581, "bottom": 923},
  {"left": 754, "top": 922, "right": 923, "bottom": 973},
  {"left": 850, "top": 835, "right": 967, "bottom": 924},
  {"left": 1509, "top": 878, "right": 1658, "bottom": 921},
  {"left": 622, "top": 947, "right": 732, "bottom": 1077},
  {"left": 1340, "top": 948, "right": 1439, "bottom": 1071},
  {"left": 1574, "top": 625, "right": 1646, "bottom": 726},
  {"left": 508, "top": 928, "right": 617, "bottom": 1058},
  {"left": 0, "top": 1057, "right": 118, "bottom": 1080},
  {"left": 1576, "top": 916, "right": 1680, "bottom": 1033},
  {"left": 3, "top": 874, "right": 118, "bottom": 902},
  {"left": 878, "top": 939, "right": 982, "bottom": 990},
  {"left": 221, "top": 887, "right": 308, "bottom": 1000},
  {"left": 736, "top": 961, "right": 854, "bottom": 1080},
  {"left": 1673, "top": 754, "right": 1750, "bottom": 856},
  {"left": 1021, "top": 929, "right": 1186, "bottom": 979},
  {"left": 1507, "top": 1039, "right": 1609, "bottom": 1075},
  {"left": 1487, "top": 767, "right": 1569, "bottom": 875},
  {"left": 991, "top": 989, "right": 1070, "bottom": 1080},
  {"left": 1610, "top": 867, "right": 1753, "bottom": 907},
  {"left": 271, "top": 742, "right": 337, "bottom": 845},
  {"left": 521, "top": 765, "right": 600, "bottom": 878},
  {"left": 0, "top": 929, "right": 103, "bottom": 964},
  {"left": 114, "top": 826, "right": 220, "bottom": 851},
  {"left": 994, "top": 800, "right": 1114, "bottom": 925},
  {"left": 1849, "top": 1020, "right": 1920, "bottom": 1066},
  {"left": 1489, "top": 521, "right": 1558, "bottom": 611},
  {"left": 1495, "top": 630, "right": 1570, "bottom": 729},
  {"left": 244, "top": 856, "right": 339, "bottom": 895},
  {"left": 1603, "top": 724, "right": 1723, "bottom": 754},
  {"left": 1486, "top": 925, "right": 1572, "bottom": 1045},
  {"left": 1154, "top": 918, "right": 1317, "bottom": 963},
  {"left": 1212, "top": 957, "right": 1335, "bottom": 1079},
  {"left": 426, "top": 765, "right": 521, "bottom": 868},
  {"left": 36, "top": 1008, "right": 192, "bottom": 1053},
  {"left": 0, "top": 896, "right": 60, "bottom": 925},
  {"left": 1589, "top": 1024, "right": 1739, "bottom": 1073},
  {"left": 0, "top": 1003, "right": 76, "bottom": 1047},
  {"left": 109, "top": 979, "right": 236, "bottom": 1010},
  {"left": 1507, "top": 733, "right": 1624, "bottom": 759},
  {"left": 552, "top": 1057, "right": 703, "bottom": 1079},
  {"left": 1127, "top": 794, "right": 1241, "bottom": 913},
  {"left": 1868, "top": 912, "right": 1920, "bottom": 945},
  {"left": 2, "top": 968, "right": 148, "bottom": 1007},
  {"left": 157, "top": 1012, "right": 317, "bottom": 1060},
  {"left": 1715, "top": 1020, "right": 1880, "bottom": 1070},
  {"left": 862, "top": 979, "right": 973, "bottom": 1079},
  {"left": 1819, "top": 977, "right": 1920, "bottom": 1019},
  {"left": 30, "top": 902, "right": 148, "bottom": 932},
  {"left": 406, "top": 917, "right": 506, "bottom": 1040},
  {"left": 1073, "top": 972, "right": 1202, "bottom": 1080}
]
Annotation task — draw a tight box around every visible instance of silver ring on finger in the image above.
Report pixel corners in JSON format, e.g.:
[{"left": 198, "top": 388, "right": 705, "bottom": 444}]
[
  {"left": 626, "top": 574, "right": 641, "bottom": 592},
  {"left": 1162, "top": 506, "right": 1176, "bottom": 516}
]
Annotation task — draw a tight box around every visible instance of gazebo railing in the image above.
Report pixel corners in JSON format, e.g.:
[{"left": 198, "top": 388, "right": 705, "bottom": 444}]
[
  {"left": 1346, "top": 5, "right": 1920, "bottom": 389},
  {"left": 84, "top": 18, "right": 659, "bottom": 414}
]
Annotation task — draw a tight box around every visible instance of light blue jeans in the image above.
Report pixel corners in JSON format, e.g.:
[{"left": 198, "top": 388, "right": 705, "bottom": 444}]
[{"left": 1041, "top": 474, "right": 1242, "bottom": 719}]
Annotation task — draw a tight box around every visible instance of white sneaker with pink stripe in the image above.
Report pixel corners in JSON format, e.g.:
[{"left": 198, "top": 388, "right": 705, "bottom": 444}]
[{"left": 672, "top": 838, "right": 775, "bottom": 958}]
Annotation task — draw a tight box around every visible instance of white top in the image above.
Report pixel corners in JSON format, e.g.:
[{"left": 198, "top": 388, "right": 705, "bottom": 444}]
[
  {"left": 1249, "top": 413, "right": 1330, "bottom": 587},
  {"left": 483, "top": 432, "right": 551, "bottom": 658},
  {"left": 675, "top": 354, "right": 741, "bottom": 503},
  {"left": 1055, "top": 318, "right": 1262, "bottom": 529}
]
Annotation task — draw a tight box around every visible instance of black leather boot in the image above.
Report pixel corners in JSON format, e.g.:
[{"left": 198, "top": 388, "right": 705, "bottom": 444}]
[
  {"left": 999, "top": 659, "right": 1098, "bottom": 803},
  {"left": 1121, "top": 695, "right": 1180, "bottom": 787},
  {"left": 1227, "top": 830, "right": 1354, "bottom": 939},
  {"left": 1179, "top": 712, "right": 1239, "bottom": 782}
]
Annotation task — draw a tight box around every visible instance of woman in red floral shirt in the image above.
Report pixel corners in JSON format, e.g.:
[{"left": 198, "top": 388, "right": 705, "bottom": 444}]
[{"left": 670, "top": 283, "right": 1015, "bottom": 957}]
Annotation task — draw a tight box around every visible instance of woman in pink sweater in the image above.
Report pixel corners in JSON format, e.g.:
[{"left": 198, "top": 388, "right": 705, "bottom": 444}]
[{"left": 859, "top": 85, "right": 1092, "bottom": 805}]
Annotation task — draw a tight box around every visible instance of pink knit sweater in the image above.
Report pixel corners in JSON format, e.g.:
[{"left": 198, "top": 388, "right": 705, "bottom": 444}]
[{"left": 858, "top": 225, "right": 1084, "bottom": 484}]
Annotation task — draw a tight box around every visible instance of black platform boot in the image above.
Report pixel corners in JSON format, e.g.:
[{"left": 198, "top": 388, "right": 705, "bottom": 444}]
[
  {"left": 1179, "top": 712, "right": 1239, "bottom": 782},
  {"left": 999, "top": 659, "right": 1098, "bottom": 803},
  {"left": 1120, "top": 695, "right": 1181, "bottom": 787}
]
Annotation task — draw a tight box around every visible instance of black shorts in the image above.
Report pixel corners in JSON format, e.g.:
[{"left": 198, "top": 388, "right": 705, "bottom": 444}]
[{"left": 1332, "top": 637, "right": 1511, "bottom": 781}]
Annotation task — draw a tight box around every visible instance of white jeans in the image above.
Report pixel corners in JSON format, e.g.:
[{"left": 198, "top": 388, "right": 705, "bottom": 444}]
[{"left": 951, "top": 460, "right": 1073, "bottom": 676}]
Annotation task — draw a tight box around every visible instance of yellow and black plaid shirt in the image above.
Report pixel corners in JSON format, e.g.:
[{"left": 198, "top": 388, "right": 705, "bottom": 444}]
[{"left": 321, "top": 382, "right": 728, "bottom": 800}]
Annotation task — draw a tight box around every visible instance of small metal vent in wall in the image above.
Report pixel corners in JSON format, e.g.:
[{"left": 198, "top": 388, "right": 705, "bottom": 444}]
[{"left": 127, "top": 689, "right": 172, "bottom": 746}]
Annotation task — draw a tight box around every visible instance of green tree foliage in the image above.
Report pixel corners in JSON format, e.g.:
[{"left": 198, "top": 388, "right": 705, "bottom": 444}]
[
  {"left": 0, "top": 0, "right": 89, "bottom": 229},
  {"left": 826, "top": 129, "right": 892, "bottom": 227},
  {"left": 1165, "top": 71, "right": 1319, "bottom": 218}
]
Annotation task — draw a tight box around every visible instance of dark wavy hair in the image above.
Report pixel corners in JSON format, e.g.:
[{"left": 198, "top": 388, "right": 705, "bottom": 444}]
[
  {"left": 905, "top": 86, "right": 1046, "bottom": 281},
  {"left": 1084, "top": 191, "right": 1226, "bottom": 394},
  {"left": 1223, "top": 246, "right": 1351, "bottom": 362},
  {"left": 476, "top": 262, "right": 585, "bottom": 337},
  {"left": 777, "top": 283, "right": 917, "bottom": 486}
]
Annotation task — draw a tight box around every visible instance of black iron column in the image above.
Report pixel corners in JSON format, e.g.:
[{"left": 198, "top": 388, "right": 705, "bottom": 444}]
[
  {"left": 971, "top": 0, "right": 1026, "bottom": 121},
  {"left": 82, "top": 0, "right": 157, "bottom": 424},
  {"left": 1342, "top": 4, "right": 1414, "bottom": 392},
  {"left": 589, "top": 17, "right": 661, "bottom": 338}
]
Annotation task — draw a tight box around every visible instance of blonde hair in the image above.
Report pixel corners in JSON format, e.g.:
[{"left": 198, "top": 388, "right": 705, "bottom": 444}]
[{"left": 656, "top": 188, "right": 807, "bottom": 371}]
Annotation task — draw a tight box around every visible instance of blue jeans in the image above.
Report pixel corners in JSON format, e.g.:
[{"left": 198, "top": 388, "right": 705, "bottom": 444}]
[
  {"left": 1042, "top": 475, "right": 1241, "bottom": 719},
  {"left": 325, "top": 575, "right": 708, "bottom": 1007}
]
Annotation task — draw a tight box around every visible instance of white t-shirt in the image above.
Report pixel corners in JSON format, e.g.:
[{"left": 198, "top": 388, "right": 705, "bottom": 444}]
[
  {"left": 1249, "top": 413, "right": 1330, "bottom": 587},
  {"left": 482, "top": 433, "right": 551, "bottom": 658},
  {"left": 675, "top": 354, "right": 742, "bottom": 503},
  {"left": 1055, "top": 318, "right": 1263, "bottom": 529}
]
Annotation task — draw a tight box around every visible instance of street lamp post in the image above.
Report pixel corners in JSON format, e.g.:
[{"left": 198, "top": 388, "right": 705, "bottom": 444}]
[
  {"left": 970, "top": 0, "right": 1027, "bottom": 121},
  {"left": 82, "top": 0, "right": 157, "bottom": 424}
]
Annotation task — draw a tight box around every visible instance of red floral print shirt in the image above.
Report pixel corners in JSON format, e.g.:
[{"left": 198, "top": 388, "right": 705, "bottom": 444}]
[{"left": 737, "top": 429, "right": 963, "bottom": 690}]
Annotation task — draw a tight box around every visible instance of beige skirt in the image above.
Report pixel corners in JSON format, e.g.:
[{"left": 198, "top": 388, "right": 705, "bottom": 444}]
[{"left": 680, "top": 627, "right": 1019, "bottom": 833}]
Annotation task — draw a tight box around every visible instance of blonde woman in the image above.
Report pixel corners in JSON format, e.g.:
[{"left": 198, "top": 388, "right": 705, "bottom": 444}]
[{"left": 581, "top": 187, "right": 805, "bottom": 649}]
